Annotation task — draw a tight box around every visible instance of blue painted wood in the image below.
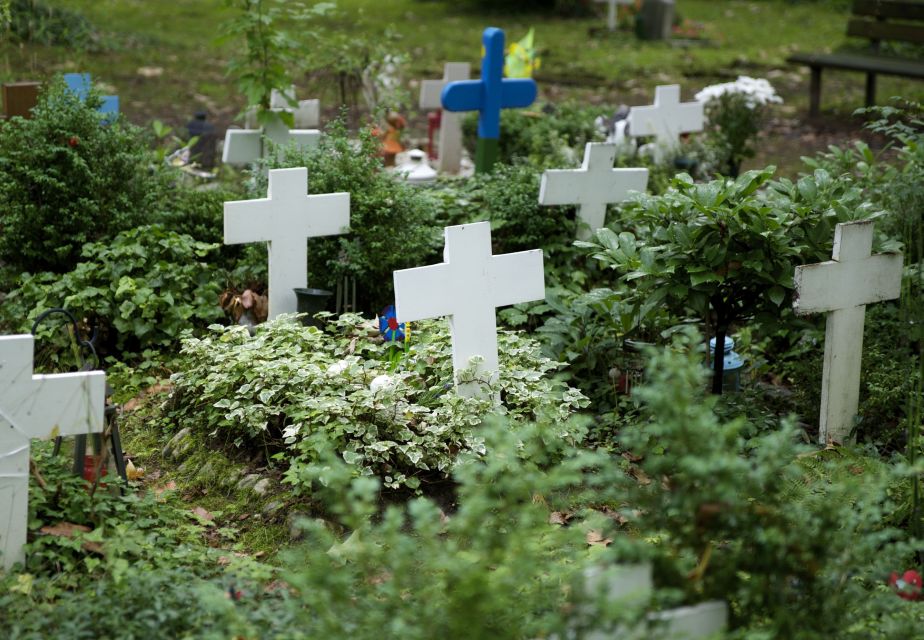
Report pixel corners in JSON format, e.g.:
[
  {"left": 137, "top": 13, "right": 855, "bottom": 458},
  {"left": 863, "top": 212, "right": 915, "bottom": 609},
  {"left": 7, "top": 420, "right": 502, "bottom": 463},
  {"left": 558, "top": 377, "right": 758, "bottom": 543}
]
[
  {"left": 63, "top": 73, "right": 119, "bottom": 119},
  {"left": 440, "top": 27, "right": 537, "bottom": 140}
]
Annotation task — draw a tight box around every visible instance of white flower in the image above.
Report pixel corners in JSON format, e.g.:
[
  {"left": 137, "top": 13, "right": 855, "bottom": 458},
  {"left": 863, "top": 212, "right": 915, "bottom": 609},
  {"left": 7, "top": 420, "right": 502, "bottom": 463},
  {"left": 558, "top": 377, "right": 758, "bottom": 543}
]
[
  {"left": 327, "top": 359, "right": 350, "bottom": 376},
  {"left": 695, "top": 76, "right": 782, "bottom": 109},
  {"left": 370, "top": 374, "right": 397, "bottom": 393}
]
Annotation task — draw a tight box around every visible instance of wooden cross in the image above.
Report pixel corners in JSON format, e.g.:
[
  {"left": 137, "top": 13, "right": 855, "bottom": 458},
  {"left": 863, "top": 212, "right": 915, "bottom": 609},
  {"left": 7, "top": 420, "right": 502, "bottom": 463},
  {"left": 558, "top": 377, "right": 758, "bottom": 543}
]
[
  {"left": 420, "top": 62, "right": 471, "bottom": 174},
  {"left": 0, "top": 335, "right": 106, "bottom": 569},
  {"left": 626, "top": 84, "right": 703, "bottom": 160},
  {"left": 63, "top": 73, "right": 119, "bottom": 120},
  {"left": 539, "top": 142, "right": 649, "bottom": 240},
  {"left": 595, "top": 0, "right": 633, "bottom": 32},
  {"left": 245, "top": 86, "right": 320, "bottom": 130},
  {"left": 441, "top": 27, "right": 538, "bottom": 173},
  {"left": 222, "top": 115, "right": 320, "bottom": 166},
  {"left": 393, "top": 221, "right": 545, "bottom": 395},
  {"left": 793, "top": 220, "right": 903, "bottom": 444},
  {"left": 224, "top": 167, "right": 350, "bottom": 319}
]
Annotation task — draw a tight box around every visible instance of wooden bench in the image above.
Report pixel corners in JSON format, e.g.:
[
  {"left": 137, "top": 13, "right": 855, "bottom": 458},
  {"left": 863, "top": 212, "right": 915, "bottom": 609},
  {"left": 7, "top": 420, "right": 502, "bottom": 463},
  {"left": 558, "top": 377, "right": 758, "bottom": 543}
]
[{"left": 788, "top": 0, "right": 924, "bottom": 116}]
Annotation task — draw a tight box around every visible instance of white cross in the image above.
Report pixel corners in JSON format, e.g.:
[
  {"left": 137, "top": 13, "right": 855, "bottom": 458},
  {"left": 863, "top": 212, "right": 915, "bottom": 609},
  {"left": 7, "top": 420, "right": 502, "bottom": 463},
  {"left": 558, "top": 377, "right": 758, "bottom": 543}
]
[
  {"left": 223, "top": 116, "right": 321, "bottom": 166},
  {"left": 224, "top": 167, "right": 350, "bottom": 320},
  {"left": 627, "top": 85, "right": 704, "bottom": 160},
  {"left": 419, "top": 62, "right": 471, "bottom": 174},
  {"left": 539, "top": 142, "right": 649, "bottom": 240},
  {"left": 793, "top": 220, "right": 903, "bottom": 444},
  {"left": 595, "top": 0, "right": 632, "bottom": 31},
  {"left": 0, "top": 335, "right": 106, "bottom": 569},
  {"left": 393, "top": 221, "right": 545, "bottom": 396},
  {"left": 246, "top": 86, "right": 320, "bottom": 130}
]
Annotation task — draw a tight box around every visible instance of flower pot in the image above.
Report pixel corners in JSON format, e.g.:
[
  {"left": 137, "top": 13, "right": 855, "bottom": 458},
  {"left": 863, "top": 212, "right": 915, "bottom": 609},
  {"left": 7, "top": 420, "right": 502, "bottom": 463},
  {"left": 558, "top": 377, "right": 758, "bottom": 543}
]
[{"left": 293, "top": 287, "right": 333, "bottom": 328}]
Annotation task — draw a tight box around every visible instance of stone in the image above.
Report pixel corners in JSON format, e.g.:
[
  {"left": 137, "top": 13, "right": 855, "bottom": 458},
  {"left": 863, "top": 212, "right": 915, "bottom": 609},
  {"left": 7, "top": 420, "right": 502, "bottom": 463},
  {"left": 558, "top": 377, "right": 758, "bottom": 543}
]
[
  {"left": 63, "top": 73, "right": 119, "bottom": 119},
  {"left": 595, "top": 0, "right": 633, "bottom": 32},
  {"left": 0, "top": 335, "right": 106, "bottom": 569},
  {"left": 539, "top": 142, "right": 649, "bottom": 239},
  {"left": 393, "top": 221, "right": 545, "bottom": 396},
  {"left": 253, "top": 478, "right": 271, "bottom": 495},
  {"left": 162, "top": 427, "right": 193, "bottom": 460},
  {"left": 262, "top": 500, "right": 284, "bottom": 516},
  {"left": 2, "top": 82, "right": 40, "bottom": 119},
  {"left": 287, "top": 512, "right": 310, "bottom": 541},
  {"left": 626, "top": 85, "right": 703, "bottom": 161},
  {"left": 793, "top": 220, "right": 903, "bottom": 444},
  {"left": 236, "top": 473, "right": 261, "bottom": 492},
  {"left": 224, "top": 167, "right": 350, "bottom": 320},
  {"left": 441, "top": 28, "right": 538, "bottom": 173},
  {"left": 419, "top": 62, "right": 471, "bottom": 173}
]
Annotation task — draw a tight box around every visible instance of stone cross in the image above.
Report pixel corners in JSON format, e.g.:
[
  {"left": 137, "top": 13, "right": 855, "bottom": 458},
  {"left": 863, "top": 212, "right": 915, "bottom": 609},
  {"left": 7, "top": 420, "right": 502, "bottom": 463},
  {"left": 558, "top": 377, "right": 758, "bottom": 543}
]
[
  {"left": 246, "top": 86, "right": 320, "bottom": 130},
  {"left": 626, "top": 84, "right": 703, "bottom": 160},
  {"left": 441, "top": 27, "right": 538, "bottom": 173},
  {"left": 793, "top": 220, "right": 903, "bottom": 444},
  {"left": 393, "top": 221, "right": 545, "bottom": 396},
  {"left": 539, "top": 142, "right": 649, "bottom": 240},
  {"left": 420, "top": 62, "right": 471, "bottom": 174},
  {"left": 63, "top": 73, "right": 119, "bottom": 119},
  {"left": 595, "top": 0, "right": 633, "bottom": 32},
  {"left": 223, "top": 112, "right": 321, "bottom": 166},
  {"left": 224, "top": 167, "right": 350, "bottom": 319},
  {"left": 0, "top": 335, "right": 106, "bottom": 570}
]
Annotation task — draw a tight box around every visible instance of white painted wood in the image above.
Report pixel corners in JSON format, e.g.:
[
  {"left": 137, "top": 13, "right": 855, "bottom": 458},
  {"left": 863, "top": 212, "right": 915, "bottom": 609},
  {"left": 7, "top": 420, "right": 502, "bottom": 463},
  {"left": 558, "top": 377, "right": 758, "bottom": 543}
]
[
  {"left": 539, "top": 142, "right": 649, "bottom": 239},
  {"left": 595, "top": 0, "right": 632, "bottom": 31},
  {"left": 650, "top": 601, "right": 729, "bottom": 639},
  {"left": 393, "top": 221, "right": 545, "bottom": 395},
  {"left": 419, "top": 62, "right": 471, "bottom": 174},
  {"left": 224, "top": 167, "right": 350, "bottom": 319},
  {"left": 245, "top": 86, "right": 321, "bottom": 129},
  {"left": 794, "top": 220, "right": 904, "bottom": 444},
  {"left": 223, "top": 116, "right": 321, "bottom": 167},
  {"left": 627, "top": 85, "right": 704, "bottom": 161},
  {"left": 0, "top": 335, "right": 106, "bottom": 569}
]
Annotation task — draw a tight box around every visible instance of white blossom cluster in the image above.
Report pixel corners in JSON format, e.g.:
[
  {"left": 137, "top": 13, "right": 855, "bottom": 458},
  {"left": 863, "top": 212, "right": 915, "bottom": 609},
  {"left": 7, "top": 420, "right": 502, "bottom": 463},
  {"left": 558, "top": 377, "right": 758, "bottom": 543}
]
[{"left": 694, "top": 76, "right": 782, "bottom": 109}]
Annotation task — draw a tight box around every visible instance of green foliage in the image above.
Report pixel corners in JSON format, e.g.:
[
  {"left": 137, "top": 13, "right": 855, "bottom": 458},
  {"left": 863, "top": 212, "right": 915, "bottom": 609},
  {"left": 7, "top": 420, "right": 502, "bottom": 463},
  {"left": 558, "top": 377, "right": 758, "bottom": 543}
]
[
  {"left": 701, "top": 91, "right": 761, "bottom": 177},
  {"left": 257, "top": 119, "right": 444, "bottom": 312},
  {"left": 6, "top": 0, "right": 102, "bottom": 49},
  {"left": 448, "top": 0, "right": 593, "bottom": 16},
  {"left": 169, "top": 314, "right": 588, "bottom": 491},
  {"left": 0, "top": 80, "right": 168, "bottom": 274},
  {"left": 6, "top": 225, "right": 224, "bottom": 358}
]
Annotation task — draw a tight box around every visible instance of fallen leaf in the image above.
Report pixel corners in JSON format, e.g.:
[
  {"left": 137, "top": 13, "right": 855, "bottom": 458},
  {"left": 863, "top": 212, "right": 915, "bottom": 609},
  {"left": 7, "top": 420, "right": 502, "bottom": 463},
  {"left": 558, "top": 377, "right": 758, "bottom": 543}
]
[
  {"left": 599, "top": 506, "right": 628, "bottom": 525},
  {"left": 621, "top": 451, "right": 643, "bottom": 463},
  {"left": 125, "top": 460, "right": 144, "bottom": 481},
  {"left": 40, "top": 522, "right": 91, "bottom": 537},
  {"left": 549, "top": 511, "right": 573, "bottom": 526},
  {"left": 586, "top": 530, "right": 612, "bottom": 547},
  {"left": 628, "top": 466, "right": 651, "bottom": 486},
  {"left": 192, "top": 506, "right": 215, "bottom": 522}
]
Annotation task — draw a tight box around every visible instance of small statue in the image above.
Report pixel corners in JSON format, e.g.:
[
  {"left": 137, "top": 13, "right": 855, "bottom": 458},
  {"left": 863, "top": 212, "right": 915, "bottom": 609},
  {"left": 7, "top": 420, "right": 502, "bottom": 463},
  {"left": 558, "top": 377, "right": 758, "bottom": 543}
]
[{"left": 378, "top": 112, "right": 406, "bottom": 166}]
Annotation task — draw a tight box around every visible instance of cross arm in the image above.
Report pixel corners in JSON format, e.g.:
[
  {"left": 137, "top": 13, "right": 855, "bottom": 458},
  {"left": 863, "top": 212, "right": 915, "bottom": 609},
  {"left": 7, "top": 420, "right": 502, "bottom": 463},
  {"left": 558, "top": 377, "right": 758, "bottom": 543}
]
[
  {"left": 420, "top": 79, "right": 445, "bottom": 110},
  {"left": 794, "top": 254, "right": 904, "bottom": 315},
  {"left": 441, "top": 81, "right": 483, "bottom": 113},
  {"left": 394, "top": 263, "right": 452, "bottom": 323},
  {"left": 489, "top": 250, "right": 545, "bottom": 307},
  {"left": 304, "top": 193, "right": 351, "bottom": 237},
  {"left": 8, "top": 371, "right": 106, "bottom": 440},
  {"left": 500, "top": 79, "right": 538, "bottom": 109},
  {"left": 224, "top": 198, "right": 276, "bottom": 244}
]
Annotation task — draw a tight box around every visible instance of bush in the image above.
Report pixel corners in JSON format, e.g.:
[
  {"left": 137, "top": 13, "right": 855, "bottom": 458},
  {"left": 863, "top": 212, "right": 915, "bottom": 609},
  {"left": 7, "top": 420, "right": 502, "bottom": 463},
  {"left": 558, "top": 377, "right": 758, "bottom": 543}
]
[
  {"left": 168, "top": 314, "right": 588, "bottom": 491},
  {"left": 6, "top": 0, "right": 103, "bottom": 49},
  {"left": 6, "top": 224, "right": 224, "bottom": 358},
  {"left": 0, "top": 80, "right": 168, "bottom": 274}
]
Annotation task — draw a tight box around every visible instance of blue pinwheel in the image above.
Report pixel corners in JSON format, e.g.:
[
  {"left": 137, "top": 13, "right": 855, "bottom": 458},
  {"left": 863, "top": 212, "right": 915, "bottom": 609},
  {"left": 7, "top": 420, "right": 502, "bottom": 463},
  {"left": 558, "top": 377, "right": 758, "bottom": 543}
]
[{"left": 378, "top": 304, "right": 406, "bottom": 342}]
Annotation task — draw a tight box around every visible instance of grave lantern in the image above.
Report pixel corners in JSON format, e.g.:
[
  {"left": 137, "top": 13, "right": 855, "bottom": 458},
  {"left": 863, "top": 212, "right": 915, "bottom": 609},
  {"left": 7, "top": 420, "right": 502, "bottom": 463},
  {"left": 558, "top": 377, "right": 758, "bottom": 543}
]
[
  {"left": 396, "top": 149, "right": 438, "bottom": 185},
  {"left": 709, "top": 336, "right": 745, "bottom": 393},
  {"left": 186, "top": 111, "right": 217, "bottom": 169}
]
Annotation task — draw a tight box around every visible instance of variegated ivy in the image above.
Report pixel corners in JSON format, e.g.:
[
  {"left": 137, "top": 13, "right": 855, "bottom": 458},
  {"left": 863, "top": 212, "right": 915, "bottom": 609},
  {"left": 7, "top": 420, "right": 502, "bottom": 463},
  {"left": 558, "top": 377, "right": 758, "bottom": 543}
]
[{"left": 169, "top": 314, "right": 588, "bottom": 491}]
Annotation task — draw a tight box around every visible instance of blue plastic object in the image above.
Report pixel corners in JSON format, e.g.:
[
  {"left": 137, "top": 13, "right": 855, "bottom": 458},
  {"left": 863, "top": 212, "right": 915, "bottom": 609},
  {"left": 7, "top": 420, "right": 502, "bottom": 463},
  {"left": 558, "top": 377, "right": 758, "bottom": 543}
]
[
  {"left": 64, "top": 73, "right": 119, "bottom": 120},
  {"left": 378, "top": 304, "right": 406, "bottom": 342},
  {"left": 440, "top": 27, "right": 537, "bottom": 140}
]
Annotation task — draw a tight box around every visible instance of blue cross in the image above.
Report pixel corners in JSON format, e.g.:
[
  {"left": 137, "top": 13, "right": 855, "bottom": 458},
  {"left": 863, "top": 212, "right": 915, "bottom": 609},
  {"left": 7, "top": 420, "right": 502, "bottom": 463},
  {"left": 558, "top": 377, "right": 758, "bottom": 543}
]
[
  {"left": 441, "top": 27, "right": 537, "bottom": 141},
  {"left": 64, "top": 73, "right": 119, "bottom": 120}
]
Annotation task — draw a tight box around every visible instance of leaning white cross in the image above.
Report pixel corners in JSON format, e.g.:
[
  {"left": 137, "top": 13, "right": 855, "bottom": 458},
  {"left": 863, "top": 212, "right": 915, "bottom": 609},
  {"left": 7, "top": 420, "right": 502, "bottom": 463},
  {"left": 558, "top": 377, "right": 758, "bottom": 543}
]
[
  {"left": 246, "top": 86, "right": 320, "bottom": 130},
  {"left": 420, "top": 62, "right": 471, "bottom": 174},
  {"left": 223, "top": 99, "right": 321, "bottom": 167},
  {"left": 0, "top": 335, "right": 106, "bottom": 570},
  {"left": 393, "top": 221, "right": 545, "bottom": 396},
  {"left": 539, "top": 142, "right": 649, "bottom": 240},
  {"left": 793, "top": 220, "right": 903, "bottom": 444},
  {"left": 626, "top": 84, "right": 704, "bottom": 161},
  {"left": 224, "top": 167, "right": 350, "bottom": 320},
  {"left": 595, "top": 0, "right": 633, "bottom": 32}
]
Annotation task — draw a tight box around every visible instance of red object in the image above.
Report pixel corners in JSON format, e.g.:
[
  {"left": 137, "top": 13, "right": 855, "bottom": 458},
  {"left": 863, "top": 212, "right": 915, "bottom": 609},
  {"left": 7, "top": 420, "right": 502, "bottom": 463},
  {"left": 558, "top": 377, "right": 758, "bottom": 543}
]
[
  {"left": 82, "top": 454, "right": 107, "bottom": 484},
  {"left": 388, "top": 317, "right": 399, "bottom": 331},
  {"left": 889, "top": 570, "right": 923, "bottom": 601},
  {"left": 427, "top": 110, "right": 442, "bottom": 160},
  {"left": 68, "top": 136, "right": 79, "bottom": 147}
]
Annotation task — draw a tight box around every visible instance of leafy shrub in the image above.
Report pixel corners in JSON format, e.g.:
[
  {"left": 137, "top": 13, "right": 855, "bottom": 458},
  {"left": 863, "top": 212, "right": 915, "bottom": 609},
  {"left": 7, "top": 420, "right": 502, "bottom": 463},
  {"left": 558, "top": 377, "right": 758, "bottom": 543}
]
[
  {"left": 0, "top": 80, "right": 168, "bottom": 274},
  {"left": 255, "top": 120, "right": 444, "bottom": 313},
  {"left": 168, "top": 314, "right": 588, "bottom": 491},
  {"left": 6, "top": 224, "right": 224, "bottom": 358},
  {"left": 6, "top": 0, "right": 102, "bottom": 49}
]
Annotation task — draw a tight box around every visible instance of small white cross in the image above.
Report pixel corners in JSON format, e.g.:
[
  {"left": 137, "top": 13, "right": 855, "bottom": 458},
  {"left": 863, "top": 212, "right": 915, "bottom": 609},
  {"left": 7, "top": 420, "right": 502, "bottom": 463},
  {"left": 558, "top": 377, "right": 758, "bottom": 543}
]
[
  {"left": 793, "top": 220, "right": 903, "bottom": 444},
  {"left": 393, "top": 221, "right": 545, "bottom": 396},
  {"left": 627, "top": 85, "right": 704, "bottom": 160},
  {"left": 420, "top": 62, "right": 471, "bottom": 174},
  {"left": 246, "top": 86, "right": 320, "bottom": 130},
  {"left": 595, "top": 0, "right": 632, "bottom": 32},
  {"left": 223, "top": 112, "right": 321, "bottom": 166},
  {"left": 539, "top": 142, "right": 649, "bottom": 240},
  {"left": 0, "top": 335, "right": 106, "bottom": 569},
  {"left": 224, "top": 167, "right": 350, "bottom": 320}
]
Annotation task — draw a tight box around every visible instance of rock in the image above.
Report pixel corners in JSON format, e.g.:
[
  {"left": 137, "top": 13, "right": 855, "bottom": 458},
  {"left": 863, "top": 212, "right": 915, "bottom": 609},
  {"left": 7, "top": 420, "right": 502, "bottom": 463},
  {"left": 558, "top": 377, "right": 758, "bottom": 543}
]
[
  {"left": 162, "top": 427, "right": 192, "bottom": 461},
  {"left": 236, "top": 473, "right": 261, "bottom": 492},
  {"left": 287, "top": 512, "right": 309, "bottom": 541},
  {"left": 253, "top": 478, "right": 271, "bottom": 496},
  {"left": 262, "top": 500, "right": 284, "bottom": 516}
]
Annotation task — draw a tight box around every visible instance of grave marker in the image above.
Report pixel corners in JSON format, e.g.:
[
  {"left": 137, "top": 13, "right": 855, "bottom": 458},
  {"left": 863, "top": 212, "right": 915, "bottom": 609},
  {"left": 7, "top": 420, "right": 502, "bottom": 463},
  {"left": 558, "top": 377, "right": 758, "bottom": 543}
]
[
  {"left": 420, "top": 62, "right": 471, "bottom": 174},
  {"left": 393, "top": 221, "right": 545, "bottom": 396},
  {"left": 0, "top": 335, "right": 106, "bottom": 570},
  {"left": 2, "top": 82, "right": 40, "bottom": 119},
  {"left": 539, "top": 142, "right": 649, "bottom": 239},
  {"left": 441, "top": 27, "right": 538, "bottom": 173},
  {"left": 626, "top": 84, "right": 703, "bottom": 161},
  {"left": 595, "top": 0, "right": 633, "bottom": 32},
  {"left": 793, "top": 220, "right": 903, "bottom": 444},
  {"left": 224, "top": 167, "right": 350, "bottom": 320},
  {"left": 245, "top": 86, "right": 321, "bottom": 130},
  {"left": 63, "top": 73, "right": 119, "bottom": 119},
  {"left": 222, "top": 118, "right": 321, "bottom": 167}
]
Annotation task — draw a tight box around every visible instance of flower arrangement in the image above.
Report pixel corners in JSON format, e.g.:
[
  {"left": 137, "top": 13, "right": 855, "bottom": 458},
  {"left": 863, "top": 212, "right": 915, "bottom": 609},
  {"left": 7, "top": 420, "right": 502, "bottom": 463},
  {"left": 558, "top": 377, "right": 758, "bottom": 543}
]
[{"left": 695, "top": 76, "right": 782, "bottom": 177}]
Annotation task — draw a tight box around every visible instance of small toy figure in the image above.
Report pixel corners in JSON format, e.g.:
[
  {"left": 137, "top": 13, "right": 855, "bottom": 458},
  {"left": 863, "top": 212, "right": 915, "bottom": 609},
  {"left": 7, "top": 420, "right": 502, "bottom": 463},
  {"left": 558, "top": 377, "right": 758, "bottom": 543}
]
[{"left": 378, "top": 112, "right": 406, "bottom": 166}]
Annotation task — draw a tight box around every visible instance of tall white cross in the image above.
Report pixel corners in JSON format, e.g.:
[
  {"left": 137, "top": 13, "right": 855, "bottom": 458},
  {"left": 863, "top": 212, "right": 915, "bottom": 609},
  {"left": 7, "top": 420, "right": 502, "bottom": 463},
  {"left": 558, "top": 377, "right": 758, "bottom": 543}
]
[
  {"left": 222, "top": 116, "right": 321, "bottom": 166},
  {"left": 420, "top": 62, "right": 471, "bottom": 174},
  {"left": 539, "top": 142, "right": 649, "bottom": 240},
  {"left": 595, "top": 0, "right": 632, "bottom": 32},
  {"left": 246, "top": 86, "right": 320, "bottom": 130},
  {"left": 224, "top": 167, "right": 350, "bottom": 320},
  {"left": 793, "top": 220, "right": 903, "bottom": 444},
  {"left": 0, "top": 335, "right": 106, "bottom": 569},
  {"left": 627, "top": 85, "right": 704, "bottom": 160},
  {"left": 393, "top": 222, "right": 545, "bottom": 396}
]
